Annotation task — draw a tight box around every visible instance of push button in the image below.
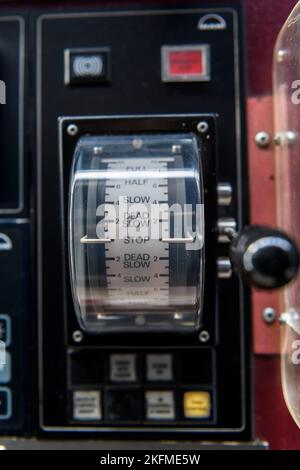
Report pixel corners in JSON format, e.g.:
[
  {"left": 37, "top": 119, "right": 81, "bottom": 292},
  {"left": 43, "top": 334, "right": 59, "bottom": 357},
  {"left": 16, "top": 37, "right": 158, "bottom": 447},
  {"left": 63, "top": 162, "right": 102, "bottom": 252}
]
[
  {"left": 183, "top": 391, "right": 211, "bottom": 419},
  {"left": 0, "top": 315, "right": 11, "bottom": 347},
  {"left": 146, "top": 354, "right": 173, "bottom": 381},
  {"left": 161, "top": 45, "right": 210, "bottom": 82},
  {"left": 0, "top": 387, "right": 12, "bottom": 419},
  {"left": 0, "top": 352, "right": 11, "bottom": 383},
  {"left": 145, "top": 391, "right": 175, "bottom": 420},
  {"left": 73, "top": 390, "right": 102, "bottom": 421},
  {"left": 110, "top": 354, "right": 137, "bottom": 383},
  {"left": 64, "top": 48, "right": 110, "bottom": 85}
]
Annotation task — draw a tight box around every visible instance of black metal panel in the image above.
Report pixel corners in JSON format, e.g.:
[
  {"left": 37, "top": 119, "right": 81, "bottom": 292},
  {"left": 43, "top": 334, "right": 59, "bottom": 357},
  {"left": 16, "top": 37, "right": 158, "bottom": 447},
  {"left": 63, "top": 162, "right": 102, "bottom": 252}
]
[
  {"left": 36, "top": 4, "right": 250, "bottom": 440},
  {"left": 0, "top": 222, "right": 30, "bottom": 433}
]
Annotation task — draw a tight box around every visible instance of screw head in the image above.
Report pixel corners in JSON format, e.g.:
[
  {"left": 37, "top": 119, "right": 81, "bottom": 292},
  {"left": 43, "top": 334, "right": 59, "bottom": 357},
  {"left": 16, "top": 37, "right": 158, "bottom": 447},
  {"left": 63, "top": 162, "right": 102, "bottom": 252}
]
[
  {"left": 199, "top": 330, "right": 210, "bottom": 343},
  {"left": 286, "top": 131, "right": 297, "bottom": 146},
  {"left": 67, "top": 124, "right": 79, "bottom": 136},
  {"left": 135, "top": 315, "right": 146, "bottom": 326},
  {"left": 197, "top": 121, "right": 209, "bottom": 134},
  {"left": 93, "top": 146, "right": 103, "bottom": 156},
  {"left": 172, "top": 144, "right": 181, "bottom": 154},
  {"left": 255, "top": 131, "right": 271, "bottom": 149},
  {"left": 262, "top": 307, "right": 276, "bottom": 324},
  {"left": 72, "top": 330, "right": 84, "bottom": 343},
  {"left": 132, "top": 137, "right": 143, "bottom": 149}
]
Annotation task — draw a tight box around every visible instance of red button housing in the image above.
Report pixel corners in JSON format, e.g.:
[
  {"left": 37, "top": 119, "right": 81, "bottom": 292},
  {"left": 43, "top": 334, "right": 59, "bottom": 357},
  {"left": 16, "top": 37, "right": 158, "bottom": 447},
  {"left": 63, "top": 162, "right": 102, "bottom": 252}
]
[
  {"left": 162, "top": 45, "right": 210, "bottom": 82},
  {"left": 168, "top": 50, "right": 203, "bottom": 76}
]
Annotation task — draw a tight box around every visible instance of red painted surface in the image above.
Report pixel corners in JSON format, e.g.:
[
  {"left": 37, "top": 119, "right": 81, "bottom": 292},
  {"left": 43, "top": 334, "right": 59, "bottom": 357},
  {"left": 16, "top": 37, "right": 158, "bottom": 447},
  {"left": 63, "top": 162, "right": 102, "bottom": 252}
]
[{"left": 247, "top": 96, "right": 280, "bottom": 354}]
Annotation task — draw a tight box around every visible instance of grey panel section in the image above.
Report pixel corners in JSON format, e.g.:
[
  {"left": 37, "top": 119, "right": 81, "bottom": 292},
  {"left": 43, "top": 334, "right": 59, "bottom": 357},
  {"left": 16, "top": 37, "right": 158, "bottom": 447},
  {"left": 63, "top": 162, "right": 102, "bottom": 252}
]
[{"left": 0, "top": 438, "right": 268, "bottom": 450}]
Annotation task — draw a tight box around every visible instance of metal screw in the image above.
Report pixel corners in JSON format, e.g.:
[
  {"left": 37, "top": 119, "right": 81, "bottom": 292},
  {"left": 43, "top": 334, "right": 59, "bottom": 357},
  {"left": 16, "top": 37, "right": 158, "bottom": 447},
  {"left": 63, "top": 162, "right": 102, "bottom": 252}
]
[
  {"left": 279, "top": 313, "right": 287, "bottom": 325},
  {"left": 93, "top": 146, "right": 103, "bottom": 156},
  {"left": 172, "top": 144, "right": 181, "bottom": 154},
  {"left": 262, "top": 307, "right": 276, "bottom": 324},
  {"left": 197, "top": 121, "right": 209, "bottom": 134},
  {"left": 274, "top": 133, "right": 282, "bottom": 146},
  {"left": 286, "top": 131, "right": 297, "bottom": 146},
  {"left": 72, "top": 330, "right": 84, "bottom": 343},
  {"left": 199, "top": 330, "right": 210, "bottom": 343},
  {"left": 135, "top": 315, "right": 146, "bottom": 326},
  {"left": 255, "top": 131, "right": 271, "bottom": 149},
  {"left": 132, "top": 137, "right": 143, "bottom": 149},
  {"left": 67, "top": 124, "right": 79, "bottom": 136}
]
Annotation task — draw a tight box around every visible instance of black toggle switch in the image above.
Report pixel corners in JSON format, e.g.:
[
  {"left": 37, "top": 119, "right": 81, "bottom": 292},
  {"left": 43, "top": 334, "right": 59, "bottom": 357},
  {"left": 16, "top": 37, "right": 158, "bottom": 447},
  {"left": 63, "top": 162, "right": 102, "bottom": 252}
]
[{"left": 229, "top": 225, "right": 299, "bottom": 290}]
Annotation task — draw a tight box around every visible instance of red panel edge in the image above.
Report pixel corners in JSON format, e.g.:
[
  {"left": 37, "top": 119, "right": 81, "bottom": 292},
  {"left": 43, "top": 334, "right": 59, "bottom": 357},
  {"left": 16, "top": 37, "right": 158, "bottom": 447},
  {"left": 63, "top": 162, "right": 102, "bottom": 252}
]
[{"left": 247, "top": 96, "right": 280, "bottom": 354}]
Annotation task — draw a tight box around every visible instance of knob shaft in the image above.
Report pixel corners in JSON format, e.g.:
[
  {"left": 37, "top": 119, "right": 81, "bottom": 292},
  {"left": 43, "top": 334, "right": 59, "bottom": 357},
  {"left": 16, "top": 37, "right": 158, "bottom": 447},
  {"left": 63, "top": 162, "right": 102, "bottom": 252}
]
[{"left": 230, "top": 225, "right": 299, "bottom": 290}]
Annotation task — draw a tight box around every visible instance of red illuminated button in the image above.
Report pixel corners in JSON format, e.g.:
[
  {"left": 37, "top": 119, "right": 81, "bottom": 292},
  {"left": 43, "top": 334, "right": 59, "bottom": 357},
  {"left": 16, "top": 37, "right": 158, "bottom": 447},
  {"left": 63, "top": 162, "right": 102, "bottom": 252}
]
[
  {"left": 161, "top": 45, "right": 210, "bottom": 82},
  {"left": 169, "top": 50, "right": 203, "bottom": 75}
]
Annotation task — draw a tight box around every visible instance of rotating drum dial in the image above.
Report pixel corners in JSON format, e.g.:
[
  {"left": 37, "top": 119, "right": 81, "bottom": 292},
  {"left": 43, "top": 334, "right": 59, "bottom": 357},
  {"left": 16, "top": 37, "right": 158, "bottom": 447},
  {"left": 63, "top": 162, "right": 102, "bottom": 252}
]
[{"left": 69, "top": 134, "right": 204, "bottom": 333}]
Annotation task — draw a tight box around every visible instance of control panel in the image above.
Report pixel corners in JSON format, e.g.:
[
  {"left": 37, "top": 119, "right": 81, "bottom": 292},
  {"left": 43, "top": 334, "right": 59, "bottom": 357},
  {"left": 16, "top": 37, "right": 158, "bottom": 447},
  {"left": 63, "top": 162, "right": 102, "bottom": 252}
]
[
  {"left": 0, "top": 3, "right": 253, "bottom": 440},
  {"left": 39, "top": 6, "right": 249, "bottom": 438}
]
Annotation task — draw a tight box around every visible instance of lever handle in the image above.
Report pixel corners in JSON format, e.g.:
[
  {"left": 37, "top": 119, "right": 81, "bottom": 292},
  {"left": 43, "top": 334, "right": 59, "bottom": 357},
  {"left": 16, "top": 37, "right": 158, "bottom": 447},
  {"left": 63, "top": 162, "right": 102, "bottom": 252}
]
[{"left": 229, "top": 225, "right": 299, "bottom": 290}]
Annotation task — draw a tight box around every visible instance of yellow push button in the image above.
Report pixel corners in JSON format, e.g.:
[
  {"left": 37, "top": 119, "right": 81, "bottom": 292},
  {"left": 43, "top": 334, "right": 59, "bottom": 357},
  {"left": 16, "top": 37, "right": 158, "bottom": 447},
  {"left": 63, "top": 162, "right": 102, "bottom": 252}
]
[{"left": 183, "top": 391, "right": 211, "bottom": 418}]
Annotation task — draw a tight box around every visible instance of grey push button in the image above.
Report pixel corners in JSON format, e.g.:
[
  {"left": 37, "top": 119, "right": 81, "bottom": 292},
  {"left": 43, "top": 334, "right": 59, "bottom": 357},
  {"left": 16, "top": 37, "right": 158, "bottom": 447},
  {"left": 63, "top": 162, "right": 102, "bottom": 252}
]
[
  {"left": 0, "top": 352, "right": 11, "bottom": 383},
  {"left": 217, "top": 257, "right": 232, "bottom": 279},
  {"left": 146, "top": 354, "right": 173, "bottom": 381},
  {"left": 64, "top": 48, "right": 110, "bottom": 85},
  {"left": 73, "top": 390, "right": 102, "bottom": 421},
  {"left": 217, "top": 183, "right": 232, "bottom": 206},
  {"left": 110, "top": 354, "right": 137, "bottom": 383},
  {"left": 0, "top": 387, "right": 12, "bottom": 419},
  {"left": 145, "top": 391, "right": 175, "bottom": 420},
  {"left": 0, "top": 315, "right": 11, "bottom": 347}
]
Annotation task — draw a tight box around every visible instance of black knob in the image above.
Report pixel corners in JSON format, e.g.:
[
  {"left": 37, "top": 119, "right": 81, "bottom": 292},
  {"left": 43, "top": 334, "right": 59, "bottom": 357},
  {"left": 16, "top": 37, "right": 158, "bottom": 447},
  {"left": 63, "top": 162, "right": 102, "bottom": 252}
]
[{"left": 230, "top": 225, "right": 299, "bottom": 290}]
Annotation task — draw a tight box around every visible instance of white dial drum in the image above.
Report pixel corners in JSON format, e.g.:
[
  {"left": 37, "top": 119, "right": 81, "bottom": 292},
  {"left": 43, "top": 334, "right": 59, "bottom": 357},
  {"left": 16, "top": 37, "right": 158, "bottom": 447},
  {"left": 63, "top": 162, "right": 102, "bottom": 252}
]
[{"left": 69, "top": 133, "right": 204, "bottom": 333}]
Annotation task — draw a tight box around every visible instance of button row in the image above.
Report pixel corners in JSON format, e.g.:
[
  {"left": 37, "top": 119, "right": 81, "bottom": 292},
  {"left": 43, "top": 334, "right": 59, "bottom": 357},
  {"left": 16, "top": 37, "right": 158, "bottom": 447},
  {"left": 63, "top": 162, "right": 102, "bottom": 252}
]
[
  {"left": 72, "top": 389, "right": 212, "bottom": 423},
  {"left": 216, "top": 182, "right": 234, "bottom": 280},
  {"left": 69, "top": 349, "right": 213, "bottom": 387},
  {"left": 65, "top": 45, "right": 211, "bottom": 86},
  {"left": 110, "top": 353, "right": 173, "bottom": 383}
]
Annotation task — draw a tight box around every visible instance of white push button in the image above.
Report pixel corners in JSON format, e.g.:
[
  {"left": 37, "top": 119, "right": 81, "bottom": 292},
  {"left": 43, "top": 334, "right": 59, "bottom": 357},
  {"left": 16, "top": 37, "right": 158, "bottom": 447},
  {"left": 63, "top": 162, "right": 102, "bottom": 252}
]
[
  {"left": 145, "top": 391, "right": 175, "bottom": 420},
  {"left": 110, "top": 354, "right": 137, "bottom": 383},
  {"left": 146, "top": 354, "right": 173, "bottom": 381},
  {"left": 73, "top": 390, "right": 102, "bottom": 421}
]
